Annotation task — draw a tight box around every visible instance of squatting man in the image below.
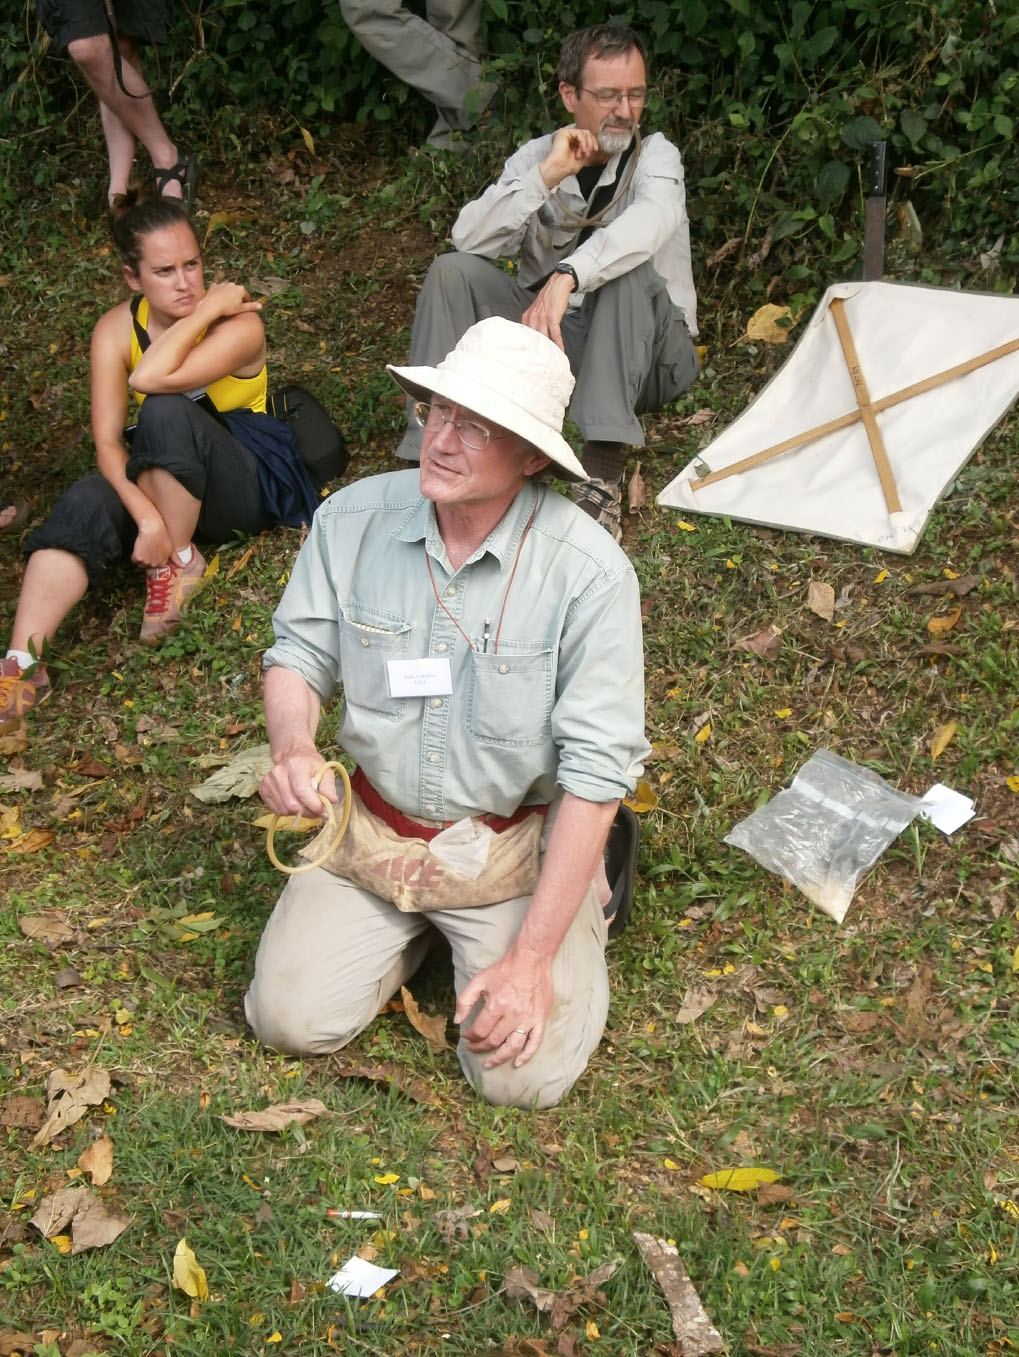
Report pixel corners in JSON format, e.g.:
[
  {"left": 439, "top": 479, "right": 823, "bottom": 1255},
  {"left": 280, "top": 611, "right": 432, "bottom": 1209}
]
[
  {"left": 395, "top": 23, "right": 700, "bottom": 542},
  {"left": 245, "top": 318, "right": 649, "bottom": 1109}
]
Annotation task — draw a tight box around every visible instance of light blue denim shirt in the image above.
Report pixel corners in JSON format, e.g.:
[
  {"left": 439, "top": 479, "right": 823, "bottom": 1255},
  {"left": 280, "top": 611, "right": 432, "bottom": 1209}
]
[{"left": 264, "top": 469, "right": 649, "bottom": 822}]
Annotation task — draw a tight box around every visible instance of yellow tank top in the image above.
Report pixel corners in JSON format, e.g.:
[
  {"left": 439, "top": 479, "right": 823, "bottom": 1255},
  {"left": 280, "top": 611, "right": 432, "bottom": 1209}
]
[{"left": 129, "top": 296, "right": 267, "bottom": 414}]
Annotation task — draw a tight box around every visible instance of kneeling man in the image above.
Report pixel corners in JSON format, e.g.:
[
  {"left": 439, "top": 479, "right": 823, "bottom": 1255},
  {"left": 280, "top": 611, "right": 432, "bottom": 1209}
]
[{"left": 245, "top": 317, "right": 649, "bottom": 1109}]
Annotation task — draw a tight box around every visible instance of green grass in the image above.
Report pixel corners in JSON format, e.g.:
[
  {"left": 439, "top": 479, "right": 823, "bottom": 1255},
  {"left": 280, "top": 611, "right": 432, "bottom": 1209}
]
[{"left": 2, "top": 118, "right": 1018, "bottom": 1356}]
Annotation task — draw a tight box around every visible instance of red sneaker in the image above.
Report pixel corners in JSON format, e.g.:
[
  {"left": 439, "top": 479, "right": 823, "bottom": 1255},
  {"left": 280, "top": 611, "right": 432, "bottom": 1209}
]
[
  {"left": 0, "top": 656, "right": 52, "bottom": 734},
  {"left": 139, "top": 548, "right": 208, "bottom": 645}
]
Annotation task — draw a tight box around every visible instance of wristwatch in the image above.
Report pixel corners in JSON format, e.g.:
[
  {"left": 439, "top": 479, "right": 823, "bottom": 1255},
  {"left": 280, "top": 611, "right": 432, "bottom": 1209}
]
[{"left": 554, "top": 261, "right": 580, "bottom": 290}]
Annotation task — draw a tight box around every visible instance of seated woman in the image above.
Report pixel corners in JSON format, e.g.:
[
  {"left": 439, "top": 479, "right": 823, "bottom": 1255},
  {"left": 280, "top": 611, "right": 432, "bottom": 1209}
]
[{"left": 0, "top": 191, "right": 306, "bottom": 734}]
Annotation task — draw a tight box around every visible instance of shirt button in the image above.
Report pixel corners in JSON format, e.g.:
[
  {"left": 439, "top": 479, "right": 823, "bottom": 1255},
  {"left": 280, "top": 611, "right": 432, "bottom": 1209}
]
[
  {"left": 436, "top": 642, "right": 448, "bottom": 654},
  {"left": 430, "top": 697, "right": 443, "bottom": 709},
  {"left": 499, "top": 663, "right": 509, "bottom": 674},
  {"left": 426, "top": 804, "right": 437, "bottom": 815},
  {"left": 360, "top": 637, "right": 370, "bottom": 647},
  {"left": 427, "top": 752, "right": 439, "bottom": 763},
  {"left": 444, "top": 586, "right": 456, "bottom": 598}
]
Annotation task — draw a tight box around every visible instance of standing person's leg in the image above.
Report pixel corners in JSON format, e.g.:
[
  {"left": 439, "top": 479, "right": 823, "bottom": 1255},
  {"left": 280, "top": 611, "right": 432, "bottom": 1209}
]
[
  {"left": 338, "top": 0, "right": 494, "bottom": 145},
  {"left": 425, "top": 0, "right": 482, "bottom": 56},
  {"left": 66, "top": 34, "right": 182, "bottom": 199},
  {"left": 245, "top": 868, "right": 433, "bottom": 1054},
  {"left": 395, "top": 254, "right": 532, "bottom": 459}
]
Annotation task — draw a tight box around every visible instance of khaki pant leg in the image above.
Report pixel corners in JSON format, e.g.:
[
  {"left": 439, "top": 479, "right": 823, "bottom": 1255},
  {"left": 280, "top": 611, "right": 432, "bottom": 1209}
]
[
  {"left": 431, "top": 883, "right": 609, "bottom": 1110},
  {"left": 244, "top": 867, "right": 432, "bottom": 1055}
]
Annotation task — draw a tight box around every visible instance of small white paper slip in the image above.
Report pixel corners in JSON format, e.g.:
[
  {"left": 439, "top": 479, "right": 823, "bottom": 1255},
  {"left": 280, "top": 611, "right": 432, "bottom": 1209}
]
[
  {"left": 387, "top": 657, "right": 453, "bottom": 697},
  {"left": 920, "top": 782, "right": 975, "bottom": 835},
  {"left": 328, "top": 1256, "right": 399, "bottom": 1297}
]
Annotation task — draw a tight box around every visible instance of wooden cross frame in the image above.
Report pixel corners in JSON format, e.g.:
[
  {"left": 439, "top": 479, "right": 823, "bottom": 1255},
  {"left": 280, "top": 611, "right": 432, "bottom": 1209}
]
[{"left": 691, "top": 297, "right": 1019, "bottom": 512}]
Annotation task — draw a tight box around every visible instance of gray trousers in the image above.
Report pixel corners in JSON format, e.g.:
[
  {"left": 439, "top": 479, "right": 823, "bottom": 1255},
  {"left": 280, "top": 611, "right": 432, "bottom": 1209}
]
[
  {"left": 338, "top": 0, "right": 494, "bottom": 142},
  {"left": 395, "top": 253, "right": 700, "bottom": 459},
  {"left": 244, "top": 864, "right": 609, "bottom": 1111}
]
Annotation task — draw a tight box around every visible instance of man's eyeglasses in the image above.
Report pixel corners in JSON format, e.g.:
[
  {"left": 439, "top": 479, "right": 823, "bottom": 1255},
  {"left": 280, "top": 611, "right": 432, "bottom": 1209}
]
[
  {"left": 579, "top": 86, "right": 649, "bottom": 108},
  {"left": 413, "top": 400, "right": 509, "bottom": 451}
]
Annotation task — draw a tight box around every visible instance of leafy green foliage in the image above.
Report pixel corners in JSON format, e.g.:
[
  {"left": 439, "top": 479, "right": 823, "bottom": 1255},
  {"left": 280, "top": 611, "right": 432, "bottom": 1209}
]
[{"left": 3, "top": 0, "right": 1015, "bottom": 283}]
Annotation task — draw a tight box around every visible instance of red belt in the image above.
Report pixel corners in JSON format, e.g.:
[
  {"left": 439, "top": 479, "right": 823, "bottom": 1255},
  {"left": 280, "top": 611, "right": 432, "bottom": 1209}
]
[{"left": 350, "top": 767, "right": 547, "bottom": 844}]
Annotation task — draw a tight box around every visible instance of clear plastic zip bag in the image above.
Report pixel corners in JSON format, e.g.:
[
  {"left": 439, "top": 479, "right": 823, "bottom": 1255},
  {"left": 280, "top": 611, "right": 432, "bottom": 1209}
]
[{"left": 724, "top": 749, "right": 923, "bottom": 922}]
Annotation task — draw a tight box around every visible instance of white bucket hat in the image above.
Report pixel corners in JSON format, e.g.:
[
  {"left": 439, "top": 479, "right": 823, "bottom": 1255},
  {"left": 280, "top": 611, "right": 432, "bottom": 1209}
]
[{"left": 387, "top": 317, "right": 588, "bottom": 482}]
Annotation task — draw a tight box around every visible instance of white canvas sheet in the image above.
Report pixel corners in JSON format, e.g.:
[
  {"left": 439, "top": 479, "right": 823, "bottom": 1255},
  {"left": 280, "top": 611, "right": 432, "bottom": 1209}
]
[{"left": 658, "top": 281, "right": 1019, "bottom": 554}]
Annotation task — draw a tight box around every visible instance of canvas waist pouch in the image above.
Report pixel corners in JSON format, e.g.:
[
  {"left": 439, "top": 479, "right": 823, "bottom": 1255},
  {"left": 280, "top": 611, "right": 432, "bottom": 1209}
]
[{"left": 304, "top": 785, "right": 545, "bottom": 912}]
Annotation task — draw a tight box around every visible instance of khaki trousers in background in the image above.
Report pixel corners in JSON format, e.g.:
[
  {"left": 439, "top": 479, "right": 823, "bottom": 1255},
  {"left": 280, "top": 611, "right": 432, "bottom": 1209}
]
[{"left": 244, "top": 864, "right": 609, "bottom": 1111}]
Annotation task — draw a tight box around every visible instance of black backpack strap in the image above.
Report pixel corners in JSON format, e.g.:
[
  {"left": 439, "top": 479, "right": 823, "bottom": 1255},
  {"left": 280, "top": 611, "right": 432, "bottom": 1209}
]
[
  {"left": 130, "top": 294, "right": 150, "bottom": 353},
  {"left": 578, "top": 138, "right": 637, "bottom": 247}
]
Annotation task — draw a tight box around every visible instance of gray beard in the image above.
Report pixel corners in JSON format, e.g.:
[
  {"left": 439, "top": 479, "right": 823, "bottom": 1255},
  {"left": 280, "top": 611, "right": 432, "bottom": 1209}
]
[{"left": 598, "top": 123, "right": 634, "bottom": 155}]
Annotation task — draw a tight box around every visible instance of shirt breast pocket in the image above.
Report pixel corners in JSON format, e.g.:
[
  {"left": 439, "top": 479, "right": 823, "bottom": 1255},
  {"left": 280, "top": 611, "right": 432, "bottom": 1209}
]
[
  {"left": 339, "top": 609, "right": 412, "bottom": 719},
  {"left": 467, "top": 648, "right": 553, "bottom": 746}
]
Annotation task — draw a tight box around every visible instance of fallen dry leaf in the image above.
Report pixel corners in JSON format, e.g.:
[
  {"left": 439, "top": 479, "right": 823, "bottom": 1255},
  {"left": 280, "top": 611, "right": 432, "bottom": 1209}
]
[
  {"left": 807, "top": 579, "right": 836, "bottom": 621},
  {"left": 930, "top": 720, "right": 957, "bottom": 761},
  {"left": 74, "top": 758, "right": 110, "bottom": 779},
  {"left": 744, "top": 302, "right": 795, "bottom": 344},
  {"left": 29, "top": 1185, "right": 129, "bottom": 1253},
  {"left": 18, "top": 912, "right": 75, "bottom": 948},
  {"left": 927, "top": 604, "right": 963, "bottom": 635},
  {"left": 0, "top": 1095, "right": 45, "bottom": 1130},
  {"left": 401, "top": 986, "right": 450, "bottom": 1052},
  {"left": 173, "top": 1237, "right": 209, "bottom": 1300},
  {"left": 627, "top": 462, "right": 647, "bottom": 512},
  {"left": 699, "top": 1166, "right": 780, "bottom": 1192},
  {"left": 336, "top": 1062, "right": 442, "bottom": 1107},
  {"left": 624, "top": 779, "right": 658, "bottom": 814},
  {"left": 756, "top": 1182, "right": 796, "bottom": 1206},
  {"left": 220, "top": 1098, "right": 328, "bottom": 1131},
  {"left": 5, "top": 828, "right": 55, "bottom": 855},
  {"left": 78, "top": 1134, "right": 114, "bottom": 1186},
  {"left": 0, "top": 1333, "right": 39, "bottom": 1356},
  {"left": 676, "top": 984, "right": 717, "bottom": 1025},
  {"left": 67, "top": 1194, "right": 131, "bottom": 1253},
  {"left": 32, "top": 1066, "right": 112, "bottom": 1148},
  {"left": 0, "top": 768, "right": 44, "bottom": 793},
  {"left": 505, "top": 1258, "right": 620, "bottom": 1332},
  {"left": 734, "top": 624, "right": 783, "bottom": 660}
]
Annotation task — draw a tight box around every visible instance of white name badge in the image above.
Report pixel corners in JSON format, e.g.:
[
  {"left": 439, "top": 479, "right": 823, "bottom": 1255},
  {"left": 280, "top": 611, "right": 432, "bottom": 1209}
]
[{"left": 387, "top": 657, "right": 454, "bottom": 698}]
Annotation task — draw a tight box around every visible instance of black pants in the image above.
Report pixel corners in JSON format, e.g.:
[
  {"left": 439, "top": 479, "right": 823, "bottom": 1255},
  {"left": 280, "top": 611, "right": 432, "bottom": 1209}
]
[{"left": 25, "top": 394, "right": 271, "bottom": 590}]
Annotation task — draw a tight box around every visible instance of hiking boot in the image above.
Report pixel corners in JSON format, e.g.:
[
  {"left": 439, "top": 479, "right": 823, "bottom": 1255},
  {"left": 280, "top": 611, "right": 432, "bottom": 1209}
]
[
  {"left": 139, "top": 548, "right": 207, "bottom": 645},
  {"left": 572, "top": 475, "right": 624, "bottom": 543},
  {"left": 0, "top": 656, "right": 52, "bottom": 734}
]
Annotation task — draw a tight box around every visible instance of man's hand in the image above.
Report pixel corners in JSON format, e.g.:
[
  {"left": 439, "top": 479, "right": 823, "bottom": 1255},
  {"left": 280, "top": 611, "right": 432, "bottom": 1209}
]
[
  {"left": 521, "top": 271, "right": 576, "bottom": 350},
  {"left": 539, "top": 126, "right": 602, "bottom": 189},
  {"left": 455, "top": 951, "right": 554, "bottom": 1070},
  {"left": 259, "top": 745, "right": 338, "bottom": 820}
]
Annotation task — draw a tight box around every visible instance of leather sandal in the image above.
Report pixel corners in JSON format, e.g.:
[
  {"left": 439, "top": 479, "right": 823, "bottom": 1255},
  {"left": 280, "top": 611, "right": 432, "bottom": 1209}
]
[
  {"left": 153, "top": 152, "right": 199, "bottom": 206},
  {"left": 603, "top": 803, "right": 639, "bottom": 939}
]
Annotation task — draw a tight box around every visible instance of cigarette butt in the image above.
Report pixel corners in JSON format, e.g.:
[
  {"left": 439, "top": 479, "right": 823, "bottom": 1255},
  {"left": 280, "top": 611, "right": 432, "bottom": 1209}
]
[{"left": 325, "top": 1209, "right": 383, "bottom": 1220}]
